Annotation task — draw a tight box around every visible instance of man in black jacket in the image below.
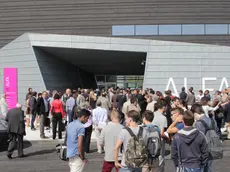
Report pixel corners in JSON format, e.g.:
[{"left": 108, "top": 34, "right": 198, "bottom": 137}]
[
  {"left": 36, "top": 91, "right": 49, "bottom": 139},
  {"left": 171, "top": 111, "right": 208, "bottom": 171},
  {"left": 29, "top": 91, "right": 37, "bottom": 131},
  {"left": 116, "top": 89, "right": 127, "bottom": 111},
  {"left": 179, "top": 87, "right": 187, "bottom": 101},
  {"left": 5, "top": 104, "right": 25, "bottom": 159}
]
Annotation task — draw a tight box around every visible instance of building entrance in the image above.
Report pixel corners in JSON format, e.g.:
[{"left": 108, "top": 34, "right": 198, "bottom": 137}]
[{"left": 95, "top": 75, "right": 143, "bottom": 89}]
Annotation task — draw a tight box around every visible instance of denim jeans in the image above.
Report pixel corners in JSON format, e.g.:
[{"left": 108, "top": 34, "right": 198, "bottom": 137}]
[
  {"left": 67, "top": 110, "right": 73, "bottom": 123},
  {"left": 119, "top": 167, "right": 141, "bottom": 172},
  {"left": 204, "top": 161, "right": 212, "bottom": 172},
  {"left": 31, "top": 111, "right": 36, "bottom": 129},
  {"left": 176, "top": 167, "right": 204, "bottom": 172},
  {"left": 184, "top": 167, "right": 203, "bottom": 172}
]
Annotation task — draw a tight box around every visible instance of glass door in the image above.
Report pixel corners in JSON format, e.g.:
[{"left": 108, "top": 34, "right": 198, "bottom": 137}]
[{"left": 105, "top": 82, "right": 117, "bottom": 90}]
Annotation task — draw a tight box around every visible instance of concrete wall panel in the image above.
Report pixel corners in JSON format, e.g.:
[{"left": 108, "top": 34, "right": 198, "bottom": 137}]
[
  {"left": 0, "top": 34, "right": 46, "bottom": 105},
  {"left": 33, "top": 47, "right": 80, "bottom": 92},
  {"left": 144, "top": 42, "right": 230, "bottom": 95},
  {"left": 2, "top": 0, "right": 230, "bottom": 48}
]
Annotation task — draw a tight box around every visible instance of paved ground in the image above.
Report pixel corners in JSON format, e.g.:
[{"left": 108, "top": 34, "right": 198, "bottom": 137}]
[
  {"left": 0, "top": 126, "right": 229, "bottom": 172},
  {"left": 0, "top": 138, "right": 230, "bottom": 172}
]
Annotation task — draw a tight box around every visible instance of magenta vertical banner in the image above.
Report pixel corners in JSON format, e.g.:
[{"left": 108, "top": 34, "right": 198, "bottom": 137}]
[{"left": 4, "top": 68, "right": 18, "bottom": 110}]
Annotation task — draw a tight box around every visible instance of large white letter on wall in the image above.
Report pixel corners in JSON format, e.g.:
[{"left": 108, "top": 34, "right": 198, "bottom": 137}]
[
  {"left": 166, "top": 77, "right": 178, "bottom": 96},
  {"left": 219, "top": 77, "right": 229, "bottom": 91},
  {"left": 184, "top": 78, "right": 187, "bottom": 91},
  {"left": 202, "top": 77, "right": 217, "bottom": 92}
]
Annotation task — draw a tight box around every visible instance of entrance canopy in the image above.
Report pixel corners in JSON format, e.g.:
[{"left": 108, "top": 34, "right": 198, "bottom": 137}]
[{"left": 35, "top": 46, "right": 146, "bottom": 75}]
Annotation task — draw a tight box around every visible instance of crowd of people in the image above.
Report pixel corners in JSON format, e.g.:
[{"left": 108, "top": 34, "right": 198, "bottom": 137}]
[{"left": 2, "top": 86, "right": 230, "bottom": 172}]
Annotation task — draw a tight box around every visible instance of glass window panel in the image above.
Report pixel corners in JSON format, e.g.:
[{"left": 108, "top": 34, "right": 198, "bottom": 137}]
[
  {"left": 112, "top": 25, "right": 135, "bottom": 36},
  {"left": 159, "top": 25, "right": 181, "bottom": 35},
  {"left": 182, "top": 24, "right": 205, "bottom": 35},
  {"left": 135, "top": 25, "right": 158, "bottom": 35},
  {"left": 205, "top": 24, "right": 228, "bottom": 34},
  {"left": 229, "top": 24, "right": 230, "bottom": 34},
  {"left": 106, "top": 76, "right": 116, "bottom": 82}
]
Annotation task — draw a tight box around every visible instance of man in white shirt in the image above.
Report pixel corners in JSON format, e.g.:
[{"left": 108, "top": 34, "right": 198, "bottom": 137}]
[
  {"left": 196, "top": 90, "right": 204, "bottom": 102},
  {"left": 93, "top": 100, "right": 108, "bottom": 154}
]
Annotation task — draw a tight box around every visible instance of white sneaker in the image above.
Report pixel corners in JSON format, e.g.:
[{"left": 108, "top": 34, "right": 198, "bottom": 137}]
[{"left": 97, "top": 151, "right": 104, "bottom": 154}]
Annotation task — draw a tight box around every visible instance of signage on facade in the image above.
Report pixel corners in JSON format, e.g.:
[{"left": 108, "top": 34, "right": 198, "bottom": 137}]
[
  {"left": 166, "top": 77, "right": 229, "bottom": 96},
  {"left": 4, "top": 68, "right": 18, "bottom": 110}
]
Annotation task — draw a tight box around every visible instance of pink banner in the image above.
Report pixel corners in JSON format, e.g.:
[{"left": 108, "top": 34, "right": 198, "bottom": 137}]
[{"left": 4, "top": 68, "right": 18, "bottom": 110}]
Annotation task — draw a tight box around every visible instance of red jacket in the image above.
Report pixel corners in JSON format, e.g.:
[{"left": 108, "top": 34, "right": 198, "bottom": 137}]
[{"left": 51, "top": 99, "right": 65, "bottom": 118}]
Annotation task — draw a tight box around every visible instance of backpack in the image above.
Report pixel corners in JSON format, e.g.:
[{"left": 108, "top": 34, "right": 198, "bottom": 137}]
[
  {"left": 124, "top": 127, "right": 147, "bottom": 168},
  {"left": 199, "top": 119, "right": 223, "bottom": 160},
  {"left": 56, "top": 143, "right": 67, "bottom": 161},
  {"left": 144, "top": 125, "right": 162, "bottom": 165}
]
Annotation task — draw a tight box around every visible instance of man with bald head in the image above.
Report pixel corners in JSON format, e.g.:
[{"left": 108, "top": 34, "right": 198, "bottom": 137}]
[
  {"left": 5, "top": 103, "right": 26, "bottom": 159},
  {"left": 61, "top": 88, "right": 72, "bottom": 112}
]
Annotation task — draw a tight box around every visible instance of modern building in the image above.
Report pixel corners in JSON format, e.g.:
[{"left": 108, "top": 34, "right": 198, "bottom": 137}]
[{"left": 1, "top": 0, "right": 230, "bottom": 103}]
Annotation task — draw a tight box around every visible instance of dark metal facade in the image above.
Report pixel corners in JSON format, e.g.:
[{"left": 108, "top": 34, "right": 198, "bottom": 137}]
[{"left": 1, "top": 0, "right": 230, "bottom": 48}]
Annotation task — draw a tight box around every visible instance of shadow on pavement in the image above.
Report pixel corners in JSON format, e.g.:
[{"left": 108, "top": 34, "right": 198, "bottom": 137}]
[
  {"left": 25, "top": 148, "right": 56, "bottom": 157},
  {"left": 89, "top": 149, "right": 98, "bottom": 153},
  {"left": 0, "top": 140, "right": 32, "bottom": 152}
]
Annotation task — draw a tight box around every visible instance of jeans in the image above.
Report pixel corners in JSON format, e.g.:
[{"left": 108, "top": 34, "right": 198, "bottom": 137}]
[
  {"left": 184, "top": 167, "right": 203, "bottom": 172},
  {"left": 176, "top": 167, "right": 204, "bottom": 172},
  {"left": 67, "top": 110, "right": 73, "bottom": 123},
  {"left": 204, "top": 161, "right": 212, "bottom": 172},
  {"left": 31, "top": 110, "right": 36, "bottom": 129},
  {"left": 119, "top": 167, "right": 141, "bottom": 172}
]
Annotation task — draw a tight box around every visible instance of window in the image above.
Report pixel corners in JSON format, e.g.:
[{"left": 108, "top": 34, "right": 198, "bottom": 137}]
[
  {"left": 112, "top": 24, "right": 230, "bottom": 36},
  {"left": 112, "top": 25, "right": 135, "bottom": 36},
  {"left": 106, "top": 76, "right": 116, "bottom": 82},
  {"left": 205, "top": 24, "right": 228, "bottom": 34},
  {"left": 159, "top": 25, "right": 181, "bottom": 35},
  {"left": 135, "top": 25, "right": 158, "bottom": 35},
  {"left": 182, "top": 24, "right": 205, "bottom": 35}
]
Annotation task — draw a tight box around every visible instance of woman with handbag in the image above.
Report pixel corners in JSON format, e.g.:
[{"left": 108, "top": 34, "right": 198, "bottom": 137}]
[{"left": 51, "top": 94, "right": 65, "bottom": 140}]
